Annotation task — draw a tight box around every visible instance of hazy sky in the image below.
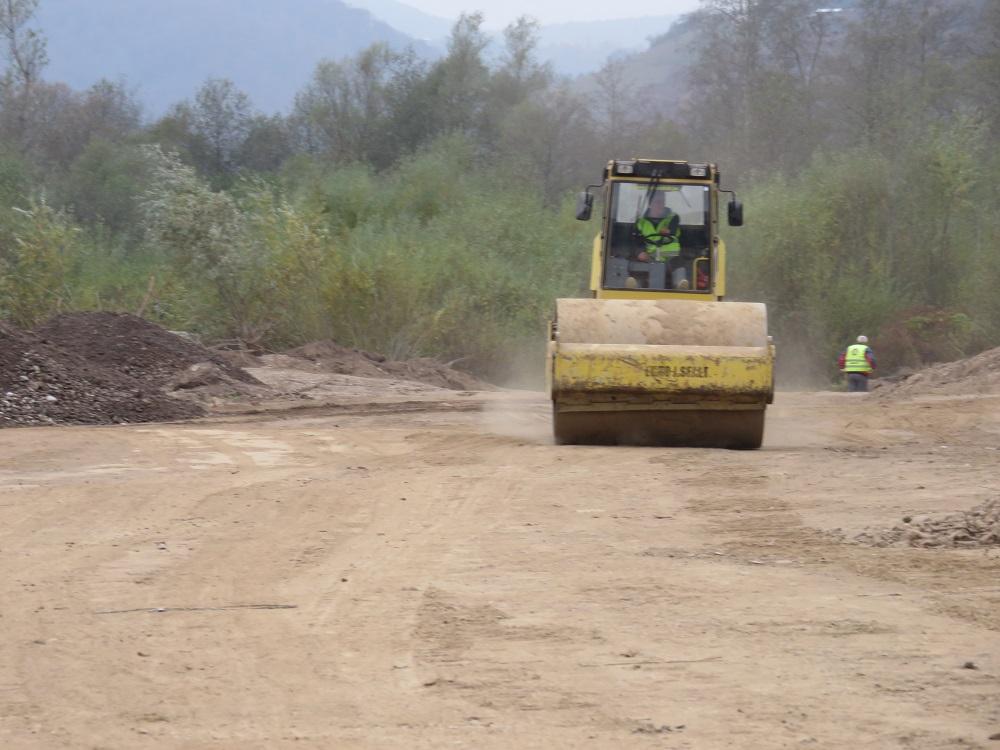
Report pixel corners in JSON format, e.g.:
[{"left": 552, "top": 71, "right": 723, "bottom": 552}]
[{"left": 400, "top": 0, "right": 703, "bottom": 26}]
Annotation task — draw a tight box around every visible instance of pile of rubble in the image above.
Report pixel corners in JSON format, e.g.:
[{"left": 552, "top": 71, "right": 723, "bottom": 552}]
[
  {"left": 875, "top": 346, "right": 1000, "bottom": 398},
  {"left": 0, "top": 318, "right": 205, "bottom": 427},
  {"left": 2, "top": 312, "right": 495, "bottom": 428},
  {"left": 854, "top": 499, "right": 1000, "bottom": 548},
  {"left": 36, "top": 312, "right": 258, "bottom": 387}
]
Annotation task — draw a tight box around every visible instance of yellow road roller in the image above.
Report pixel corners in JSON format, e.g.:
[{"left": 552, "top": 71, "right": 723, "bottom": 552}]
[{"left": 548, "top": 159, "right": 774, "bottom": 449}]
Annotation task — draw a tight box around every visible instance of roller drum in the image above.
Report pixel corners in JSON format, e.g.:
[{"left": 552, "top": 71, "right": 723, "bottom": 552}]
[
  {"left": 554, "top": 298, "right": 768, "bottom": 348},
  {"left": 550, "top": 298, "right": 772, "bottom": 449}
]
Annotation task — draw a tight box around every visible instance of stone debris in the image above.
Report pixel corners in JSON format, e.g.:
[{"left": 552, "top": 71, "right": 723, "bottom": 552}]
[
  {"left": 854, "top": 499, "right": 1000, "bottom": 548},
  {"left": 0, "top": 319, "right": 204, "bottom": 427}
]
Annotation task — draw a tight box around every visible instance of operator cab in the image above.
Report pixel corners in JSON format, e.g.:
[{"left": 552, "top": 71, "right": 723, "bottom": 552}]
[
  {"left": 605, "top": 182, "right": 712, "bottom": 292},
  {"left": 574, "top": 159, "right": 743, "bottom": 300}
]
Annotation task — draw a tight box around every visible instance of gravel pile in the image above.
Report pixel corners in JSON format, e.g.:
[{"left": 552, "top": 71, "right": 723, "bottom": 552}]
[
  {"left": 854, "top": 500, "right": 1000, "bottom": 548},
  {"left": 36, "top": 312, "right": 259, "bottom": 387},
  {"left": 1, "top": 320, "right": 204, "bottom": 427},
  {"left": 2, "top": 313, "right": 491, "bottom": 427}
]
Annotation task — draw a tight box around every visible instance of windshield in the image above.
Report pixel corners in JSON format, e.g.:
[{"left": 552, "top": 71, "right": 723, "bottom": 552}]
[{"left": 604, "top": 183, "right": 712, "bottom": 292}]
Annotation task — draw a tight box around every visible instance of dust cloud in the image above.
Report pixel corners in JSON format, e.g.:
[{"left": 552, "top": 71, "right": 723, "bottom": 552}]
[
  {"left": 477, "top": 341, "right": 554, "bottom": 443},
  {"left": 479, "top": 394, "right": 553, "bottom": 444},
  {"left": 761, "top": 396, "right": 846, "bottom": 450},
  {"left": 491, "top": 341, "right": 548, "bottom": 391},
  {"left": 773, "top": 335, "right": 835, "bottom": 391}
]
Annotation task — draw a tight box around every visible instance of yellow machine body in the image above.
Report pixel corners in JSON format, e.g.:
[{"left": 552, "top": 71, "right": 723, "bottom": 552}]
[{"left": 548, "top": 159, "right": 774, "bottom": 449}]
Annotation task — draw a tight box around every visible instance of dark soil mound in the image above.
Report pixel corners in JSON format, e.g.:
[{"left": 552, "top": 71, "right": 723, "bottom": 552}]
[
  {"left": 1, "top": 320, "right": 203, "bottom": 427},
  {"left": 284, "top": 340, "right": 495, "bottom": 391},
  {"left": 35, "top": 312, "right": 260, "bottom": 387},
  {"left": 854, "top": 500, "right": 1000, "bottom": 548}
]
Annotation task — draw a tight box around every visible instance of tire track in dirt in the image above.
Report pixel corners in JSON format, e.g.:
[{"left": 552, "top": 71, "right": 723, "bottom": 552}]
[{"left": 2, "top": 392, "right": 1000, "bottom": 748}]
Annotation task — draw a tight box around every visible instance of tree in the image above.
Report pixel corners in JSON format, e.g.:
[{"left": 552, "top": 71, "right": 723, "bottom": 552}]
[
  {"left": 59, "top": 141, "right": 153, "bottom": 235},
  {"left": 0, "top": 0, "right": 46, "bottom": 146},
  {"left": 24, "top": 79, "right": 143, "bottom": 169},
  {"left": 829, "top": 0, "right": 962, "bottom": 153},
  {"left": 190, "top": 78, "right": 253, "bottom": 179},
  {"left": 423, "top": 13, "right": 491, "bottom": 137},
  {"left": 973, "top": 0, "right": 1000, "bottom": 139},
  {"left": 483, "top": 17, "right": 551, "bottom": 147},
  {"left": 591, "top": 57, "right": 636, "bottom": 144},
  {"left": 292, "top": 44, "right": 424, "bottom": 168},
  {"left": 684, "top": 0, "right": 836, "bottom": 172},
  {"left": 490, "top": 17, "right": 550, "bottom": 109},
  {"left": 237, "top": 114, "right": 293, "bottom": 173},
  {"left": 0, "top": 0, "right": 45, "bottom": 90},
  {"left": 499, "top": 85, "right": 598, "bottom": 205},
  {"left": 77, "top": 79, "right": 142, "bottom": 143},
  {"left": 144, "top": 103, "right": 203, "bottom": 170}
]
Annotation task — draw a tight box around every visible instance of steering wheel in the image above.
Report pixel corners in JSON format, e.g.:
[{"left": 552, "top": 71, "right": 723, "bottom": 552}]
[{"left": 643, "top": 232, "right": 675, "bottom": 246}]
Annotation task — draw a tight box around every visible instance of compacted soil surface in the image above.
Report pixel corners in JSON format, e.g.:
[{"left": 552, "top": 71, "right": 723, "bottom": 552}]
[{"left": 1, "top": 387, "right": 998, "bottom": 748}]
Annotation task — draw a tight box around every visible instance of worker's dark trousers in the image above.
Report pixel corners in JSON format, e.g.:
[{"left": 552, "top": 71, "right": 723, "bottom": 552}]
[{"left": 847, "top": 373, "right": 869, "bottom": 392}]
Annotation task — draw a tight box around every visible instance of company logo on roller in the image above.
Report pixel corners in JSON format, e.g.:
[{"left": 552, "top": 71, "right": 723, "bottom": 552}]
[{"left": 642, "top": 365, "right": 711, "bottom": 379}]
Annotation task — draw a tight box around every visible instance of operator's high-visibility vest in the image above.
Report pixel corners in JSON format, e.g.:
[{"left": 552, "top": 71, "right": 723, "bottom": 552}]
[
  {"left": 843, "top": 344, "right": 872, "bottom": 373},
  {"left": 637, "top": 212, "right": 680, "bottom": 261}
]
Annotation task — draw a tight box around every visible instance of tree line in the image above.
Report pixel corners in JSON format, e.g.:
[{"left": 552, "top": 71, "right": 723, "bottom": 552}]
[
  {"left": 687, "top": 0, "right": 1000, "bottom": 380},
  {"left": 1, "top": 0, "right": 999, "bottom": 383}
]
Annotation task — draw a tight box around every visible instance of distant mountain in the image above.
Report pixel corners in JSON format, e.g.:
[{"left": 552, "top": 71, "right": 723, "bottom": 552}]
[
  {"left": 344, "top": 0, "right": 677, "bottom": 76},
  {"left": 37, "top": 0, "right": 432, "bottom": 116},
  {"left": 572, "top": 12, "right": 702, "bottom": 105},
  {"left": 343, "top": 0, "right": 450, "bottom": 42},
  {"left": 34, "top": 0, "right": 681, "bottom": 117},
  {"left": 536, "top": 16, "right": 679, "bottom": 76}
]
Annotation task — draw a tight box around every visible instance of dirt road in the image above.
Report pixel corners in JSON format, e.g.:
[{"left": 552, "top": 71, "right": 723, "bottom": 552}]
[{"left": 1, "top": 390, "right": 998, "bottom": 748}]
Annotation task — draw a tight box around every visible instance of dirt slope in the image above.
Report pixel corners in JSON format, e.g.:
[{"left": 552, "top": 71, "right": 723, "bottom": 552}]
[
  {"left": 876, "top": 346, "right": 1000, "bottom": 398},
  {"left": 1, "top": 389, "right": 998, "bottom": 748},
  {"left": 283, "top": 340, "right": 494, "bottom": 391}
]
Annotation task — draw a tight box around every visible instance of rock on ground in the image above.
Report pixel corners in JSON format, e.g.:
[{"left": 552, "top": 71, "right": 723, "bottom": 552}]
[{"left": 854, "top": 499, "right": 1000, "bottom": 548}]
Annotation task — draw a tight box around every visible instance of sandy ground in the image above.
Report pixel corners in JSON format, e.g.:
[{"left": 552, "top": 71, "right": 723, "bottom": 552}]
[{"left": 1, "top": 389, "right": 999, "bottom": 748}]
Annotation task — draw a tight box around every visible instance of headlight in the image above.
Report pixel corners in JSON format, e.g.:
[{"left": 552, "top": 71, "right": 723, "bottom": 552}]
[
  {"left": 615, "top": 160, "right": 636, "bottom": 175},
  {"left": 689, "top": 164, "right": 708, "bottom": 178}
]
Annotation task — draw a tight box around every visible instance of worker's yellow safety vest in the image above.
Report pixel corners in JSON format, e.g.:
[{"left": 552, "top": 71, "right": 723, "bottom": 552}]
[
  {"left": 637, "top": 213, "right": 680, "bottom": 260},
  {"left": 844, "top": 344, "right": 872, "bottom": 373}
]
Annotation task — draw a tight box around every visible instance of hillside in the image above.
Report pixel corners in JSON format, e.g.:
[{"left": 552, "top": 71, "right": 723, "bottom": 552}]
[
  {"left": 37, "top": 0, "right": 431, "bottom": 115},
  {"left": 537, "top": 16, "right": 680, "bottom": 76},
  {"left": 571, "top": 12, "right": 701, "bottom": 103},
  {"left": 34, "top": 0, "right": 682, "bottom": 115},
  {"left": 344, "top": 0, "right": 678, "bottom": 76}
]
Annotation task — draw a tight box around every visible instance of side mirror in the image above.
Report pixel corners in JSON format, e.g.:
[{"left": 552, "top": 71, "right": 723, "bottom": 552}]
[
  {"left": 728, "top": 199, "right": 744, "bottom": 227},
  {"left": 575, "top": 191, "right": 593, "bottom": 221}
]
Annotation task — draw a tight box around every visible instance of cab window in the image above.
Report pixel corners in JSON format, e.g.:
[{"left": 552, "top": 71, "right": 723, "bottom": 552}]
[{"left": 604, "top": 183, "right": 712, "bottom": 292}]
